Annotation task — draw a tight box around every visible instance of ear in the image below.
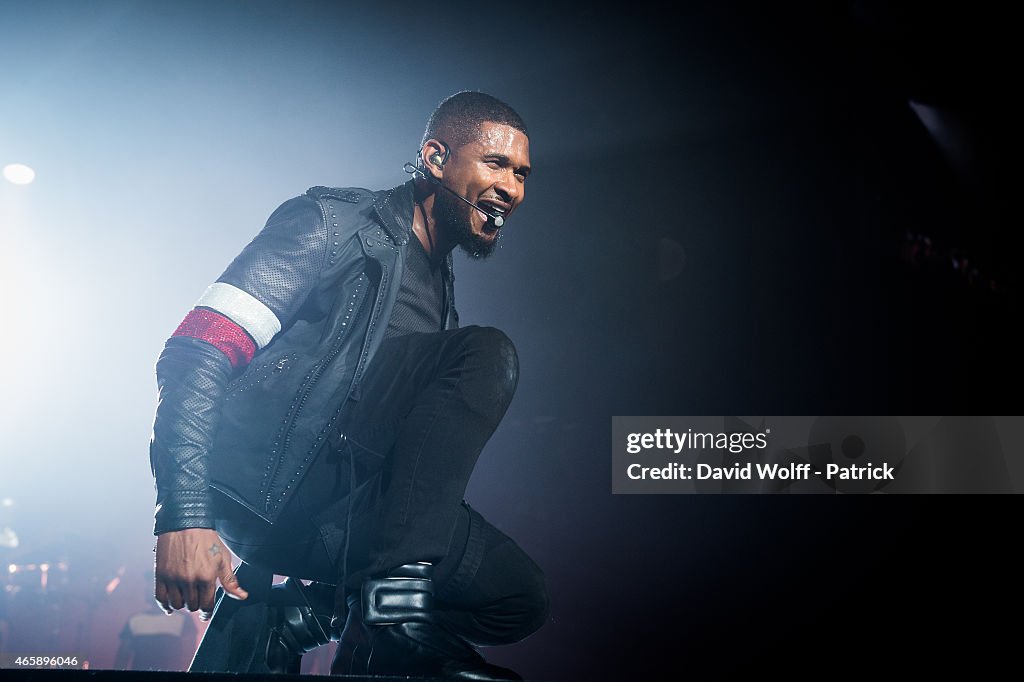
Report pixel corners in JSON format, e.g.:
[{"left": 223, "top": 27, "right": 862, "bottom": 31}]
[{"left": 420, "top": 138, "right": 449, "bottom": 179}]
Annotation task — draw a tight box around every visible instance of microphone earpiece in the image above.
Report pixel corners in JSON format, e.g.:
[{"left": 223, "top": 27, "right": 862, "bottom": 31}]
[{"left": 430, "top": 153, "right": 444, "bottom": 169}]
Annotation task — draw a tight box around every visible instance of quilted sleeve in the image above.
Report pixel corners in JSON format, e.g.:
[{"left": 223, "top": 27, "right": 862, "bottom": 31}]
[{"left": 149, "top": 195, "right": 327, "bottom": 534}]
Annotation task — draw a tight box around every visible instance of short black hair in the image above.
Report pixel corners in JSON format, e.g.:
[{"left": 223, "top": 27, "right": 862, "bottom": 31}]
[{"left": 421, "top": 91, "right": 528, "bottom": 151}]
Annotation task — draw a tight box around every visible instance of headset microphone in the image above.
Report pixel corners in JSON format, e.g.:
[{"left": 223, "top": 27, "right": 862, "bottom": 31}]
[{"left": 403, "top": 148, "right": 506, "bottom": 227}]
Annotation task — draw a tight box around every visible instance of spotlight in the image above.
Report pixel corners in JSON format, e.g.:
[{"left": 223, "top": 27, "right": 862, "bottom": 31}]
[{"left": 3, "top": 163, "right": 36, "bottom": 185}]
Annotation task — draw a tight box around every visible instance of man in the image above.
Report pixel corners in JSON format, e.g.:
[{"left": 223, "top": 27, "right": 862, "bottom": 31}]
[{"left": 150, "top": 91, "right": 547, "bottom": 680}]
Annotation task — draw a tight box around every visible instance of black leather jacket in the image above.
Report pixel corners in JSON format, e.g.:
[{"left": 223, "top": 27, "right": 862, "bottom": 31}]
[{"left": 149, "top": 180, "right": 458, "bottom": 534}]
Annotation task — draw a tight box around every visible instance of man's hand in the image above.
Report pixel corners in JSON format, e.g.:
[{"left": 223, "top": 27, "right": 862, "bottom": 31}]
[{"left": 154, "top": 528, "right": 248, "bottom": 621}]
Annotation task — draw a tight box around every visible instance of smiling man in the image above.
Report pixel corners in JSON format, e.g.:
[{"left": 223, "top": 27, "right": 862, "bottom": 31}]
[{"left": 149, "top": 91, "right": 546, "bottom": 680}]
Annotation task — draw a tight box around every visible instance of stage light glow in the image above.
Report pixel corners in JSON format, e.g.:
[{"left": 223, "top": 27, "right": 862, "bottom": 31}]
[{"left": 3, "top": 163, "right": 36, "bottom": 185}]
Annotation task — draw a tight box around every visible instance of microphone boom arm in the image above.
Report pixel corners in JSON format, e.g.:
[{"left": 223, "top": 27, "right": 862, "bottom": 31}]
[{"left": 403, "top": 162, "right": 505, "bottom": 227}]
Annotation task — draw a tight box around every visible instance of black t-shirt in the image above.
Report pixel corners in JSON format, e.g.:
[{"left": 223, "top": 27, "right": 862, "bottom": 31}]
[{"left": 384, "top": 234, "right": 446, "bottom": 338}]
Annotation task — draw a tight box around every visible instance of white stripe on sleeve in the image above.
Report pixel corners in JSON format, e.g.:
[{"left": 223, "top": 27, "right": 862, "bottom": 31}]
[{"left": 195, "top": 282, "right": 282, "bottom": 349}]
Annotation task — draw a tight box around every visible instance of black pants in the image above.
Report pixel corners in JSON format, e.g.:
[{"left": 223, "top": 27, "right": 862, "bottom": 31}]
[{"left": 215, "top": 326, "right": 548, "bottom": 646}]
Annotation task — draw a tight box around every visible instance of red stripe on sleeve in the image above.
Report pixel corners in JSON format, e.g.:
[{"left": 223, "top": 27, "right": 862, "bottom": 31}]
[{"left": 172, "top": 309, "right": 256, "bottom": 368}]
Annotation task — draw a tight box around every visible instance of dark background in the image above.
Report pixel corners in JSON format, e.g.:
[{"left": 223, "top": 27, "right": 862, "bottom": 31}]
[
  {"left": 462, "top": 1, "right": 1021, "bottom": 678},
  {"left": 1, "top": 1, "right": 1019, "bottom": 678}
]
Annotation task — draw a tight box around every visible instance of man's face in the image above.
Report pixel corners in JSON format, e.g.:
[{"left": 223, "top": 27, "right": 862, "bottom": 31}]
[{"left": 433, "top": 121, "right": 531, "bottom": 258}]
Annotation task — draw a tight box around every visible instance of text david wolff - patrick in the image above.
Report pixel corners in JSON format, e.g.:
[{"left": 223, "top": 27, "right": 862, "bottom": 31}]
[{"left": 627, "top": 462, "right": 895, "bottom": 481}]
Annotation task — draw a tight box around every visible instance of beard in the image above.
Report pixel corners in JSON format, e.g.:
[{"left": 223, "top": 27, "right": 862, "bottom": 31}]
[{"left": 434, "top": 188, "right": 500, "bottom": 259}]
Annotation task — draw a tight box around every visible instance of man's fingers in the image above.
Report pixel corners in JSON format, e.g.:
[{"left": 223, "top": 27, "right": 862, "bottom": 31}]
[
  {"left": 184, "top": 582, "right": 201, "bottom": 612},
  {"left": 219, "top": 561, "right": 248, "bottom": 601},
  {"left": 198, "top": 581, "right": 218, "bottom": 620},
  {"left": 154, "top": 581, "right": 173, "bottom": 615},
  {"left": 166, "top": 583, "right": 185, "bottom": 611}
]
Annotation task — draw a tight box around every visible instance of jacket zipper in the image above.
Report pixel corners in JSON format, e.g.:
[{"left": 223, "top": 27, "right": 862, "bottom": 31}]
[
  {"left": 263, "top": 275, "right": 368, "bottom": 512},
  {"left": 348, "top": 262, "right": 390, "bottom": 395}
]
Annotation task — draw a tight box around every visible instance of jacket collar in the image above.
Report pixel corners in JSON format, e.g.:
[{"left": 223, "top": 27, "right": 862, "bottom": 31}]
[{"left": 372, "top": 179, "right": 415, "bottom": 246}]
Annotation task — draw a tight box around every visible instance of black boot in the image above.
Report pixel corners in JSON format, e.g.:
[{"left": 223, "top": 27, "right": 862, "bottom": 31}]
[
  {"left": 331, "top": 562, "right": 522, "bottom": 680},
  {"left": 264, "top": 578, "right": 340, "bottom": 674}
]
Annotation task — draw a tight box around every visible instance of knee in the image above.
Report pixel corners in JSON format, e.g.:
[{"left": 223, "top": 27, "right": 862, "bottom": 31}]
[{"left": 460, "top": 326, "right": 519, "bottom": 405}]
